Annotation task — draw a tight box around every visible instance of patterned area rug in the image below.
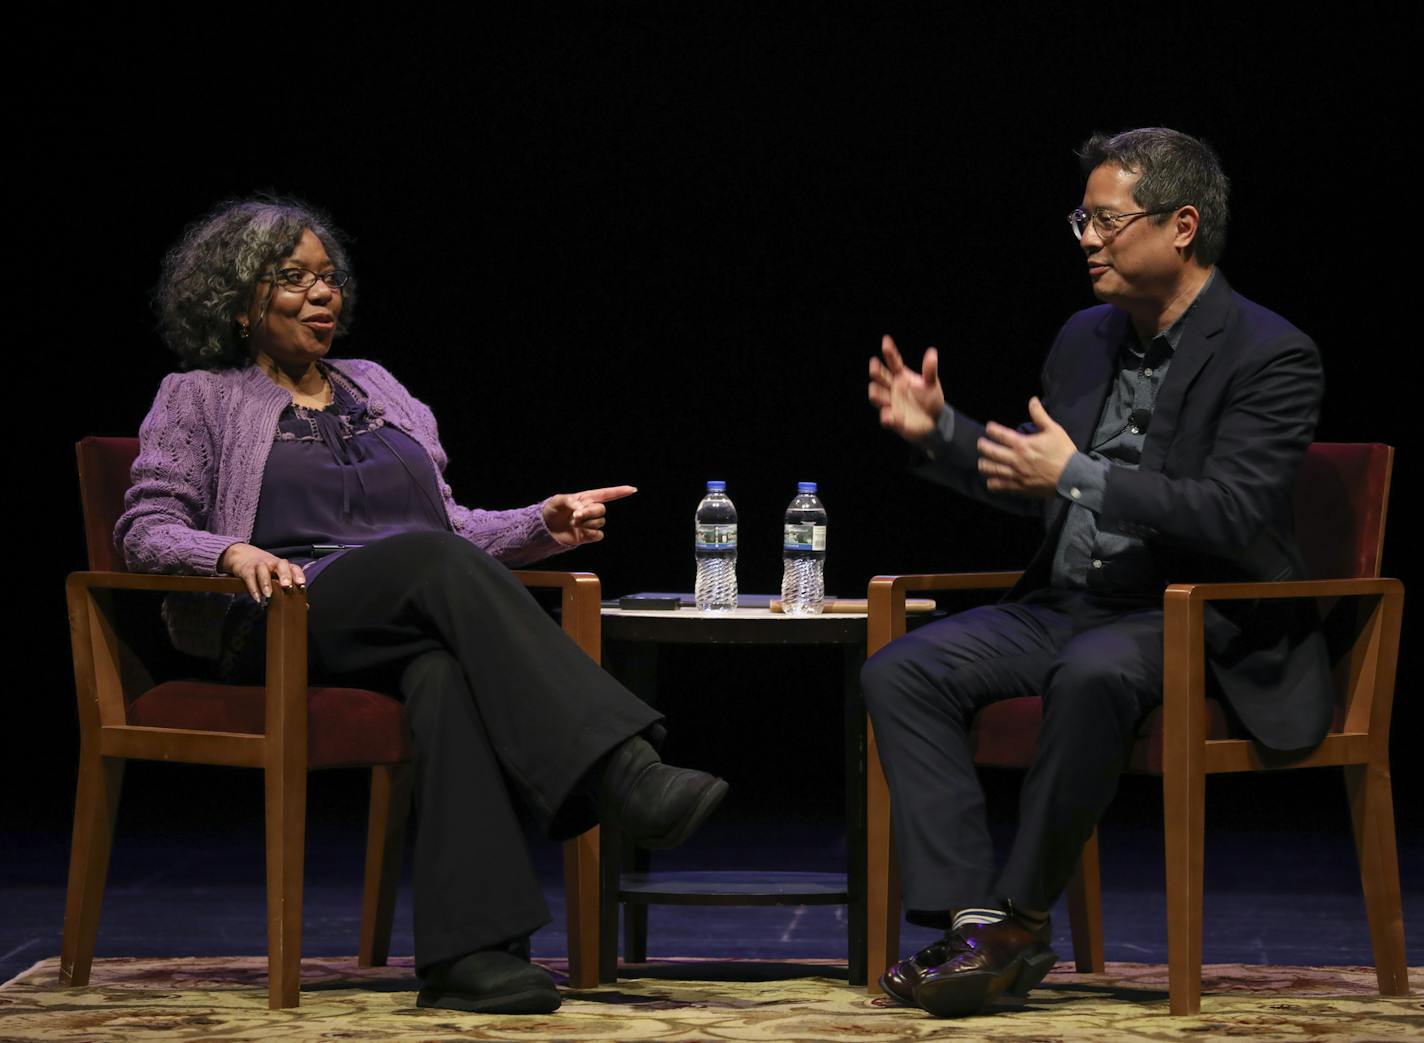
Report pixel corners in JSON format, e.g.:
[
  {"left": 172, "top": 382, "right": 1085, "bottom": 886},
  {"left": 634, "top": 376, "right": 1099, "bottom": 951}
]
[{"left": 1, "top": 956, "right": 1419, "bottom": 1041}]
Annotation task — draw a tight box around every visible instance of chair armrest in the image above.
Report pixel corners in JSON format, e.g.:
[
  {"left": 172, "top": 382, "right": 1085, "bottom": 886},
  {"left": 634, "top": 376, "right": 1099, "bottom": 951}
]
[
  {"left": 866, "top": 571, "right": 1022, "bottom": 656},
  {"left": 1164, "top": 577, "right": 1402, "bottom": 604},
  {"left": 511, "top": 570, "right": 603, "bottom": 663},
  {"left": 67, "top": 571, "right": 245, "bottom": 732},
  {"left": 67, "top": 570, "right": 248, "bottom": 595},
  {"left": 1161, "top": 577, "right": 1404, "bottom": 754},
  {"left": 66, "top": 571, "right": 310, "bottom": 755}
]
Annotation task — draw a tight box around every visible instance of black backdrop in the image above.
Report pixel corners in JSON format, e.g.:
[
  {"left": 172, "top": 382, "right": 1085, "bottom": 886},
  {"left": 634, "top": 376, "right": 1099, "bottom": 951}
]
[{"left": 15, "top": 7, "right": 1417, "bottom": 852}]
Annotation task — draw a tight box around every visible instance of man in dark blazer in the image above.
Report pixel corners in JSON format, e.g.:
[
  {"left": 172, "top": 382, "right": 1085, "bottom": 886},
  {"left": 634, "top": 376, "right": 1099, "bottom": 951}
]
[{"left": 861, "top": 127, "right": 1329, "bottom": 1018}]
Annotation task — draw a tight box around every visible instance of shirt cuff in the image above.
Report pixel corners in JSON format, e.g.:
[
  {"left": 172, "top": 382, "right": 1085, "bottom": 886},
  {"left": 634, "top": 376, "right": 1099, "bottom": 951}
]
[
  {"left": 1057, "top": 452, "right": 1108, "bottom": 511},
  {"left": 915, "top": 407, "right": 956, "bottom": 460}
]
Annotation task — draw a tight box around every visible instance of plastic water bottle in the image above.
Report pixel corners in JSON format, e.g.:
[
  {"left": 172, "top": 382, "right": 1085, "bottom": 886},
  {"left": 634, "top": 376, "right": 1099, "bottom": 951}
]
[
  {"left": 694, "top": 481, "right": 738, "bottom": 612},
  {"left": 781, "top": 482, "right": 827, "bottom": 615}
]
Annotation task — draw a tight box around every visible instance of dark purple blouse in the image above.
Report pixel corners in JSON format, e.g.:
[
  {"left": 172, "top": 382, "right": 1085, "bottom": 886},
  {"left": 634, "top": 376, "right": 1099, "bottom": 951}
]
[
  {"left": 220, "top": 366, "right": 450, "bottom": 679},
  {"left": 248, "top": 365, "right": 450, "bottom": 583}
]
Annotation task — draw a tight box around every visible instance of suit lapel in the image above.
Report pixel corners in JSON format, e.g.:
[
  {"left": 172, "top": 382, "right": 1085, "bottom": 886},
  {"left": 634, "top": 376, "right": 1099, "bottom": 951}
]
[
  {"left": 1140, "top": 272, "right": 1231, "bottom": 472},
  {"left": 1057, "top": 309, "right": 1123, "bottom": 450},
  {"left": 1038, "top": 309, "right": 1120, "bottom": 532}
]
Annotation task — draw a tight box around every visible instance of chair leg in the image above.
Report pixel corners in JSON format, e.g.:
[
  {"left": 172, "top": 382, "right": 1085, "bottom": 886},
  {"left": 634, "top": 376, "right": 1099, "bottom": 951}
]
[
  {"left": 1162, "top": 752, "right": 1205, "bottom": 1015},
  {"left": 866, "top": 717, "right": 900, "bottom": 993},
  {"left": 359, "top": 764, "right": 412, "bottom": 968},
  {"left": 563, "top": 826, "right": 601, "bottom": 989},
  {"left": 265, "top": 761, "right": 307, "bottom": 1009},
  {"left": 625, "top": 900, "right": 649, "bottom": 963},
  {"left": 625, "top": 843, "right": 650, "bottom": 963},
  {"left": 598, "top": 821, "right": 622, "bottom": 983},
  {"left": 59, "top": 752, "right": 124, "bottom": 987},
  {"left": 1344, "top": 763, "right": 1411, "bottom": 996},
  {"left": 1065, "top": 827, "right": 1105, "bottom": 972}
]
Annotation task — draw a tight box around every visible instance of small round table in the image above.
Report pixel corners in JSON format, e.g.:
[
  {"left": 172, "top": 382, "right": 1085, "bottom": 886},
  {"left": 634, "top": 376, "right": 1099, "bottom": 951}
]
[{"left": 599, "top": 595, "right": 869, "bottom": 984}]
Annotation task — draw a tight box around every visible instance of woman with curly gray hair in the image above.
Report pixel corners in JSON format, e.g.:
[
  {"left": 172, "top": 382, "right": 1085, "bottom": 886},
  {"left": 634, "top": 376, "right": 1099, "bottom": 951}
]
[
  {"left": 156, "top": 199, "right": 359, "bottom": 371},
  {"left": 118, "top": 198, "right": 727, "bottom": 1014}
]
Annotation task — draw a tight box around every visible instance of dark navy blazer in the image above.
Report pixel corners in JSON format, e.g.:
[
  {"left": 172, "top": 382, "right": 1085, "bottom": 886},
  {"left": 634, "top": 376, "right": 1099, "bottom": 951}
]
[{"left": 914, "top": 272, "right": 1332, "bottom": 751}]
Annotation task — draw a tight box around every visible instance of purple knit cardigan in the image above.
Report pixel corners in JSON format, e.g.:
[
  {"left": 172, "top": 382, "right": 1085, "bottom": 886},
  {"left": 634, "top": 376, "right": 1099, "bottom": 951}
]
[{"left": 116, "top": 358, "right": 565, "bottom": 656}]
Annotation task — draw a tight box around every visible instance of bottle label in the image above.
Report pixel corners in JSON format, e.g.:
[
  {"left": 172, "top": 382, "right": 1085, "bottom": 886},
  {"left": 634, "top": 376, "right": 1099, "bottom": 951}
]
[
  {"left": 695, "top": 524, "right": 738, "bottom": 550},
  {"left": 783, "top": 524, "right": 827, "bottom": 551}
]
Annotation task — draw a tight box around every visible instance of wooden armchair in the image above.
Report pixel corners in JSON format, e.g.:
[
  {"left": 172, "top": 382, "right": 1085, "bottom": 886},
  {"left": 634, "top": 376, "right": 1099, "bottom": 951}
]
[
  {"left": 865, "top": 442, "right": 1408, "bottom": 1014},
  {"left": 62, "top": 436, "right": 603, "bottom": 1008}
]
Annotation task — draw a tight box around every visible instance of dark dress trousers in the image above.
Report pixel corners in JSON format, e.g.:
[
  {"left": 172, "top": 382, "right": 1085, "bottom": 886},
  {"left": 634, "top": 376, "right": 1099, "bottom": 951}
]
[
  {"left": 861, "top": 272, "right": 1331, "bottom": 919},
  {"left": 306, "top": 531, "right": 662, "bottom": 974}
]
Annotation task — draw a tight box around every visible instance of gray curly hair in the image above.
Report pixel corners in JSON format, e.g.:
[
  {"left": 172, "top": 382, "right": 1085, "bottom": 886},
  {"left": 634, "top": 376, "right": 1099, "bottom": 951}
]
[{"left": 155, "top": 197, "right": 356, "bottom": 369}]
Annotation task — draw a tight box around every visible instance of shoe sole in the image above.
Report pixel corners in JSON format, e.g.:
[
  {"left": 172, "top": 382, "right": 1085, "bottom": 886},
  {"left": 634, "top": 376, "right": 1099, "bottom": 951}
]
[
  {"left": 914, "top": 946, "right": 1057, "bottom": 1018},
  {"left": 416, "top": 985, "right": 562, "bottom": 1014},
  {"left": 878, "top": 969, "right": 916, "bottom": 1006},
  {"left": 637, "top": 777, "right": 729, "bottom": 849}
]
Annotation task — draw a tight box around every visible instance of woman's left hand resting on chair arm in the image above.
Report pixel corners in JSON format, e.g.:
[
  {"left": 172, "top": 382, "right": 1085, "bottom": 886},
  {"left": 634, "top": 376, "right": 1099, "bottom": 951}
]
[
  {"left": 542, "top": 486, "right": 637, "bottom": 547},
  {"left": 219, "top": 543, "right": 308, "bottom": 603}
]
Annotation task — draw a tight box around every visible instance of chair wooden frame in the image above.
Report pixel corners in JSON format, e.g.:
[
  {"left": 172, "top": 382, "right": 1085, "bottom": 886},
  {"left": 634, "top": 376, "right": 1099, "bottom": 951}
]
[
  {"left": 863, "top": 447, "right": 1409, "bottom": 1015},
  {"left": 62, "top": 439, "right": 605, "bottom": 1008}
]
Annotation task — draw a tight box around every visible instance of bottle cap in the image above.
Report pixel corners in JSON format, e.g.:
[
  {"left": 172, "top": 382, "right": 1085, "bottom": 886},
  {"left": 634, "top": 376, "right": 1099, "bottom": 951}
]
[
  {"left": 706, "top": 480, "right": 726, "bottom": 491},
  {"left": 797, "top": 481, "right": 817, "bottom": 493}
]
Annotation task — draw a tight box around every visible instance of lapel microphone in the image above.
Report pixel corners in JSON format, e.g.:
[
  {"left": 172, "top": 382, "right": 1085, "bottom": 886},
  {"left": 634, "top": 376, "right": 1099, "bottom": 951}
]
[{"left": 1088, "top": 408, "right": 1153, "bottom": 452}]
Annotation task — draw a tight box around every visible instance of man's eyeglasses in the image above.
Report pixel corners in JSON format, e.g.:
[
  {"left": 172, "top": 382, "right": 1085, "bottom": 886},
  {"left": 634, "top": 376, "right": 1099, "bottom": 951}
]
[
  {"left": 266, "top": 267, "right": 352, "bottom": 291},
  {"left": 1067, "top": 205, "right": 1186, "bottom": 241}
]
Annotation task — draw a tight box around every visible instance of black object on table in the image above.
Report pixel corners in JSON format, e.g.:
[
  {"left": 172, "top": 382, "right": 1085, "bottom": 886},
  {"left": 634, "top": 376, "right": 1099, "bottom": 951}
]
[{"left": 599, "top": 592, "right": 868, "bottom": 984}]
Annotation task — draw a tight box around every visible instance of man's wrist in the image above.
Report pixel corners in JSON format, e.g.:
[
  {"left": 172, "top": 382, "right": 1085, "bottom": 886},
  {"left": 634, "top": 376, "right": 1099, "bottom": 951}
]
[
  {"left": 915, "top": 407, "right": 956, "bottom": 458},
  {"left": 1056, "top": 452, "right": 1108, "bottom": 511}
]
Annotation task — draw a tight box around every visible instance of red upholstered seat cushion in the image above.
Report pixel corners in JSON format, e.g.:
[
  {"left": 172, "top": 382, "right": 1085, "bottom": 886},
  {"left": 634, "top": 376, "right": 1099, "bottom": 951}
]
[
  {"left": 1127, "top": 701, "right": 1236, "bottom": 775},
  {"left": 969, "top": 697, "right": 1048, "bottom": 768},
  {"left": 969, "top": 695, "right": 1235, "bottom": 775},
  {"left": 127, "top": 682, "right": 410, "bottom": 769}
]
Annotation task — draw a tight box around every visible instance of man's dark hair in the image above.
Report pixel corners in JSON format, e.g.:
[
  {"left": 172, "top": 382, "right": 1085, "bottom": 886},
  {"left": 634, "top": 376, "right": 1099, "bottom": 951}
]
[{"left": 1077, "top": 128, "right": 1230, "bottom": 266}]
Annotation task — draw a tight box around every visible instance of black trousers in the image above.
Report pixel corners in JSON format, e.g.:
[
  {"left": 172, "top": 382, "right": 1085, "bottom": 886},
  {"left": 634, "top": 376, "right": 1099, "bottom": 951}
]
[
  {"left": 302, "top": 531, "right": 662, "bottom": 973},
  {"left": 860, "top": 588, "right": 1162, "bottom": 923}
]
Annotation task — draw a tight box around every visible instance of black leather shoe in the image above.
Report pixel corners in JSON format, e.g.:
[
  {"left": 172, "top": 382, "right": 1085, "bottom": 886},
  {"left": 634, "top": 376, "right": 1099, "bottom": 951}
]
[
  {"left": 880, "top": 934, "right": 956, "bottom": 1006},
  {"left": 913, "top": 914, "right": 1057, "bottom": 1017},
  {"left": 416, "top": 947, "right": 561, "bottom": 1014},
  {"left": 598, "top": 736, "right": 729, "bottom": 849}
]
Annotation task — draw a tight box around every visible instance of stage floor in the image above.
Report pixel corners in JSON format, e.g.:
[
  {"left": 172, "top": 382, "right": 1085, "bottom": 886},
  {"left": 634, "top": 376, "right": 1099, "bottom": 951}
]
[
  {"left": 5, "top": 815, "right": 1421, "bottom": 985},
  {"left": 7, "top": 954, "right": 1422, "bottom": 1041}
]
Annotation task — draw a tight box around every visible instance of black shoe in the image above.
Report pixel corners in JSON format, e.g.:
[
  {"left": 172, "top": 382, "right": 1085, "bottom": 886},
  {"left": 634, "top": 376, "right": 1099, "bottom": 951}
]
[
  {"left": 913, "top": 914, "right": 1057, "bottom": 1018},
  {"left": 416, "top": 946, "right": 561, "bottom": 1014},
  {"left": 880, "top": 934, "right": 956, "bottom": 1006},
  {"left": 598, "top": 736, "right": 728, "bottom": 849}
]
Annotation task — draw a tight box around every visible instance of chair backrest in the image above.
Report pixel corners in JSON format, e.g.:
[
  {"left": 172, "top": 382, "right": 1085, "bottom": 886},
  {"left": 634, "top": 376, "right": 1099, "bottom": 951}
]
[
  {"left": 77, "top": 436, "right": 141, "bottom": 573},
  {"left": 1292, "top": 443, "right": 1393, "bottom": 581}
]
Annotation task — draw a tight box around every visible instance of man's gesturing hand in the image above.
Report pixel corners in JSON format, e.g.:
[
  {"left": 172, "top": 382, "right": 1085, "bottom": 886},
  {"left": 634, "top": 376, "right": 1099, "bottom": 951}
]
[
  {"left": 976, "top": 397, "right": 1077, "bottom": 498},
  {"left": 868, "top": 334, "right": 945, "bottom": 442},
  {"left": 543, "top": 486, "right": 638, "bottom": 547}
]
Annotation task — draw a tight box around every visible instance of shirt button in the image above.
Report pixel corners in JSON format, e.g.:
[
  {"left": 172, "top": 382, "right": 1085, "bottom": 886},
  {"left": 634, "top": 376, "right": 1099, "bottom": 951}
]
[
  {"left": 1070, "top": 487, "right": 1082, "bottom": 500},
  {"left": 1091, "top": 558, "right": 1104, "bottom": 569},
  {"left": 1143, "top": 367, "right": 1154, "bottom": 377}
]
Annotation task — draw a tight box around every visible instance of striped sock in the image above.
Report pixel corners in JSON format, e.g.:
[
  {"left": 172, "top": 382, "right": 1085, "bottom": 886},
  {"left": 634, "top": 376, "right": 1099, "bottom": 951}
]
[{"left": 951, "top": 907, "right": 1007, "bottom": 932}]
